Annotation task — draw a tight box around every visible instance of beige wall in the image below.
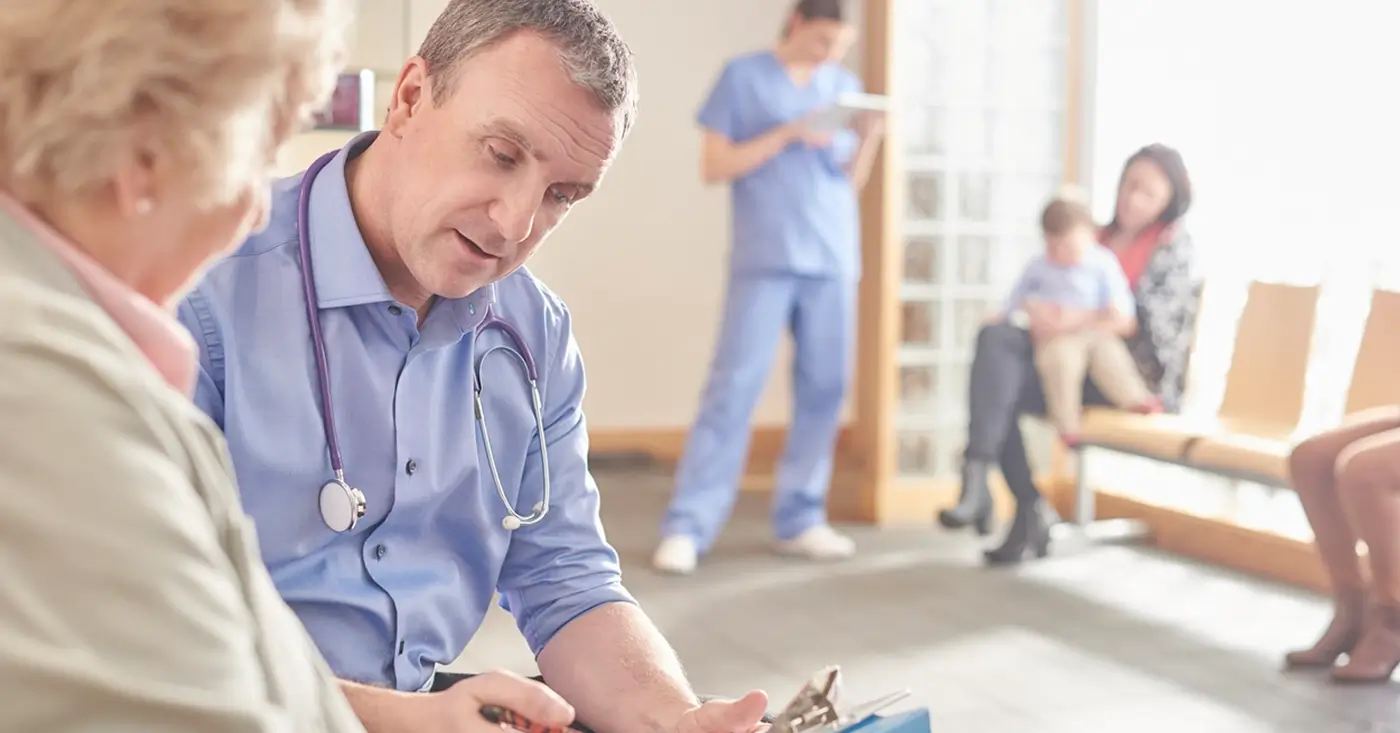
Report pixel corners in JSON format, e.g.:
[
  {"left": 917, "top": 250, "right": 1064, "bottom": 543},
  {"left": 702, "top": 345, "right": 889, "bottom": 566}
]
[
  {"left": 541, "top": 0, "right": 862, "bottom": 432},
  {"left": 532, "top": 0, "right": 797, "bottom": 431},
  {"left": 280, "top": 0, "right": 863, "bottom": 433}
]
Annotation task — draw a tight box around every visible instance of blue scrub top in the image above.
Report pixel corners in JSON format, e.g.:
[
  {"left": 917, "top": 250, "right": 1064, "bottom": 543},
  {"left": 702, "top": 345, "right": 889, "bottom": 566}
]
[
  {"left": 700, "top": 51, "right": 864, "bottom": 280},
  {"left": 176, "top": 132, "right": 635, "bottom": 692}
]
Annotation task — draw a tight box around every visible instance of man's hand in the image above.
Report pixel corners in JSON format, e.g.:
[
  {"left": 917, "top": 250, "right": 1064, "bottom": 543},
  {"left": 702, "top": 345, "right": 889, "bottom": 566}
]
[
  {"left": 676, "top": 691, "right": 770, "bottom": 733},
  {"left": 427, "top": 671, "right": 575, "bottom": 733},
  {"left": 342, "top": 670, "right": 574, "bottom": 733}
]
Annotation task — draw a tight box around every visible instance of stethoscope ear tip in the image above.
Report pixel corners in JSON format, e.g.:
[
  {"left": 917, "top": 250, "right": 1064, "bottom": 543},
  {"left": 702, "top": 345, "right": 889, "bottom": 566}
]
[{"left": 502, "top": 515, "right": 523, "bottom": 531}]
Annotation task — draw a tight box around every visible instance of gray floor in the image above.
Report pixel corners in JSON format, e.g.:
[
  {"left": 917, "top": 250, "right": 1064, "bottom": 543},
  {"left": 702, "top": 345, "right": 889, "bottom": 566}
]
[{"left": 452, "top": 465, "right": 1400, "bottom": 732}]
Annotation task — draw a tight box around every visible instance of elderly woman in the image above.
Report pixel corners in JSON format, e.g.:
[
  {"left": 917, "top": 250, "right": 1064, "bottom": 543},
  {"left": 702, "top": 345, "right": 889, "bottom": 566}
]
[
  {"left": 0, "top": 1, "right": 369, "bottom": 728},
  {"left": 1285, "top": 412, "right": 1400, "bottom": 683},
  {"left": 937, "top": 144, "right": 1199, "bottom": 565}
]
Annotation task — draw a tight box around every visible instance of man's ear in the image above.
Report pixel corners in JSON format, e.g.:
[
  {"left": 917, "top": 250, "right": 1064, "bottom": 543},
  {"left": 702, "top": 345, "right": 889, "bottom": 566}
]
[{"left": 383, "top": 57, "right": 431, "bottom": 139}]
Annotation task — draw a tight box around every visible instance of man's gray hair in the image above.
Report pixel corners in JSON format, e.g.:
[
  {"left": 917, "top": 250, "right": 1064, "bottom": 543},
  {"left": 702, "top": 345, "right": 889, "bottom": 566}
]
[{"left": 418, "top": 0, "right": 638, "bottom": 137}]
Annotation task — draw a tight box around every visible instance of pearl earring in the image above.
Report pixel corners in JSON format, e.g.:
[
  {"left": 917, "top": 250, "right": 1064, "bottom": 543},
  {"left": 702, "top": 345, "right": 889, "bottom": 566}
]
[{"left": 134, "top": 198, "right": 154, "bottom": 215}]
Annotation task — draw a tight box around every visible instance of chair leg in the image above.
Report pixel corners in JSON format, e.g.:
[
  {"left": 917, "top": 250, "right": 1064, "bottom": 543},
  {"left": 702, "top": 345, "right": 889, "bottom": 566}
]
[
  {"left": 1074, "top": 447, "right": 1094, "bottom": 525},
  {"left": 1051, "top": 446, "right": 1153, "bottom": 546}
]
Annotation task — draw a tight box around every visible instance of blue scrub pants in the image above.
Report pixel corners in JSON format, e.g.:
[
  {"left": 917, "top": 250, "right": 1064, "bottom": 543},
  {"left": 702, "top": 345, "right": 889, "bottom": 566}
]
[{"left": 661, "top": 274, "right": 856, "bottom": 553}]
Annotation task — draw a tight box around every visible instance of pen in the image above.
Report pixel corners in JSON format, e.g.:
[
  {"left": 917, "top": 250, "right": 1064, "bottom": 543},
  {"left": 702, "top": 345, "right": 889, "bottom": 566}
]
[{"left": 479, "top": 704, "right": 584, "bottom": 733}]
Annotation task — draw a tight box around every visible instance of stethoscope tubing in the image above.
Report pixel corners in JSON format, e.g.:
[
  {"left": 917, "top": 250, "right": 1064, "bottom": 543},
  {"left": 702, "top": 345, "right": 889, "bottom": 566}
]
[{"left": 296, "top": 148, "right": 550, "bottom": 532}]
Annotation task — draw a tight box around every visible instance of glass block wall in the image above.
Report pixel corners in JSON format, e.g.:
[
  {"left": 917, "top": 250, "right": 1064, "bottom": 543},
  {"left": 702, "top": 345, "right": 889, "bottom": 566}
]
[{"left": 893, "top": 0, "right": 1070, "bottom": 481}]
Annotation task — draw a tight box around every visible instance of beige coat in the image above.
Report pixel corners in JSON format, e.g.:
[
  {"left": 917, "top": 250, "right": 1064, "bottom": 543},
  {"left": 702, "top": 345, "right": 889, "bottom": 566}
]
[{"left": 0, "top": 210, "right": 365, "bottom": 731}]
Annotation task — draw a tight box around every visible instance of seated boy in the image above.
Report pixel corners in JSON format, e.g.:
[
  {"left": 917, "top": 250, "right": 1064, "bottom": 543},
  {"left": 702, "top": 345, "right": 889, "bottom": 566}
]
[{"left": 1003, "top": 193, "right": 1163, "bottom": 445}]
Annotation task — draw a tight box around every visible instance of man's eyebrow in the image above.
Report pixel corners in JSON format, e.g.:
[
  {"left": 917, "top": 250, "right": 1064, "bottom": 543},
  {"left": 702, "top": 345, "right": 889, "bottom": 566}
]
[
  {"left": 482, "top": 119, "right": 542, "bottom": 161},
  {"left": 480, "top": 117, "right": 600, "bottom": 196}
]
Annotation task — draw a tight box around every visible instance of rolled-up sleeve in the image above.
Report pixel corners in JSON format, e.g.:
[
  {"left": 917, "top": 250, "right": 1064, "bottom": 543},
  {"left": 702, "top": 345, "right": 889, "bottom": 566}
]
[{"left": 494, "top": 300, "right": 636, "bottom": 654}]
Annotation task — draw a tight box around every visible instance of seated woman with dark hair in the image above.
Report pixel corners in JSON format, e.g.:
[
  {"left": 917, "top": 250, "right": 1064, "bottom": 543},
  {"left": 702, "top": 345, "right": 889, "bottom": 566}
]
[
  {"left": 937, "top": 143, "right": 1200, "bottom": 565},
  {"left": 1285, "top": 410, "right": 1400, "bottom": 683}
]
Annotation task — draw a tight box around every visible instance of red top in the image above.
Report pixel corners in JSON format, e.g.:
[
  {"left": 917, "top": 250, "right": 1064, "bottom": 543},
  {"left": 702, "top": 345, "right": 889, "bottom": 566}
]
[{"left": 1102, "top": 222, "right": 1167, "bottom": 288}]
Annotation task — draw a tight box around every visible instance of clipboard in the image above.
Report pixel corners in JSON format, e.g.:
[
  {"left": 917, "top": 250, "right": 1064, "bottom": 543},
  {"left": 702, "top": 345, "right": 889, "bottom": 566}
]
[
  {"left": 833, "top": 709, "right": 930, "bottom": 733},
  {"left": 769, "top": 666, "right": 925, "bottom": 733}
]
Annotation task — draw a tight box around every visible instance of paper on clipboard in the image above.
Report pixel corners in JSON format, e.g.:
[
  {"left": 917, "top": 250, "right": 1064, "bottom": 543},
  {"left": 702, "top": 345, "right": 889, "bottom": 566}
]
[{"left": 808, "top": 92, "right": 891, "bottom": 132}]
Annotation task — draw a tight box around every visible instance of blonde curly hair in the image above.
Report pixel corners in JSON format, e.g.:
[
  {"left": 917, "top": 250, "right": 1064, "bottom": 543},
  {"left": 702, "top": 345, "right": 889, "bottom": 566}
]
[{"left": 0, "top": 0, "right": 350, "bottom": 207}]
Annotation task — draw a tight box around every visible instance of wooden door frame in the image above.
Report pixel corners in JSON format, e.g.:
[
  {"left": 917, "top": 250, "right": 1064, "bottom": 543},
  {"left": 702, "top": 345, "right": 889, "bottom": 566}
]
[{"left": 833, "top": 0, "right": 1089, "bottom": 524}]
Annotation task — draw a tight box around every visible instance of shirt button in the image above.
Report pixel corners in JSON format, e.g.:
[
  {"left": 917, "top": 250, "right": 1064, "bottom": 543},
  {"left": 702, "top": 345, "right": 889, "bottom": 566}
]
[
  {"left": 405, "top": 459, "right": 418, "bottom": 476},
  {"left": 388, "top": 305, "right": 403, "bottom": 316},
  {"left": 375, "top": 544, "right": 387, "bottom": 559}
]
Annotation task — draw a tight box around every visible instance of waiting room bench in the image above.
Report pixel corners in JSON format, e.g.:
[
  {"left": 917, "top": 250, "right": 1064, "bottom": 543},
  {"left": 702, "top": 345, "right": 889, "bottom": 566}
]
[
  {"left": 1181, "top": 288, "right": 1400, "bottom": 485},
  {"left": 1057, "top": 283, "right": 1400, "bottom": 538}
]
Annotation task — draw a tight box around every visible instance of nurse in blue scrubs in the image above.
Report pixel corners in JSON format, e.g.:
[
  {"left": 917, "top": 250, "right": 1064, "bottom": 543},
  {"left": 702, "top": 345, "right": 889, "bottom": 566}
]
[{"left": 654, "top": 0, "right": 885, "bottom": 574}]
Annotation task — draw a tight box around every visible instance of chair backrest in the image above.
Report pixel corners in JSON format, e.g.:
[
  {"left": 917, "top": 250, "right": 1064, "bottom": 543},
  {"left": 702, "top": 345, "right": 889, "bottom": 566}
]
[
  {"left": 1345, "top": 289, "right": 1400, "bottom": 414},
  {"left": 1217, "top": 282, "right": 1321, "bottom": 427}
]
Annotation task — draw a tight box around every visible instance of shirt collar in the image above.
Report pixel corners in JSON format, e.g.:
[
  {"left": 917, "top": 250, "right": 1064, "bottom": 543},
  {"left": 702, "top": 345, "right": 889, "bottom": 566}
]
[
  {"left": 0, "top": 192, "right": 197, "bottom": 395},
  {"left": 306, "top": 131, "right": 391, "bottom": 308},
  {"left": 449, "top": 287, "right": 495, "bottom": 334},
  {"left": 304, "top": 131, "right": 496, "bottom": 335}
]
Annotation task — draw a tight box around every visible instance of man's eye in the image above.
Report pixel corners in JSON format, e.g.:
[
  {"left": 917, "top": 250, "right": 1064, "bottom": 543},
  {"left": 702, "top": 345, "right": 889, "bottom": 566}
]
[
  {"left": 550, "top": 189, "right": 574, "bottom": 205},
  {"left": 490, "top": 147, "right": 517, "bottom": 168}
]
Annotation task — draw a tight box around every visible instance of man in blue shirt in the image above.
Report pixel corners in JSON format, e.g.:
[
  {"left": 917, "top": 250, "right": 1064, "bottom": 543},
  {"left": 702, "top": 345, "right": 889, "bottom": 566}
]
[
  {"left": 177, "top": 3, "right": 769, "bottom": 733},
  {"left": 653, "top": 0, "right": 885, "bottom": 575}
]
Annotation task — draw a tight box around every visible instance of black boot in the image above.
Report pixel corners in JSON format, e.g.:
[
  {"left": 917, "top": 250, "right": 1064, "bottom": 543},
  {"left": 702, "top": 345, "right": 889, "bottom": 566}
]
[
  {"left": 983, "top": 500, "right": 1055, "bottom": 565},
  {"left": 937, "top": 459, "right": 995, "bottom": 536}
]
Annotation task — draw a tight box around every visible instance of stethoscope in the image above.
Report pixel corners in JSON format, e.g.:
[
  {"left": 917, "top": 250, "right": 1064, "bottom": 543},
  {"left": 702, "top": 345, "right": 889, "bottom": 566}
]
[{"left": 297, "top": 149, "right": 551, "bottom": 534}]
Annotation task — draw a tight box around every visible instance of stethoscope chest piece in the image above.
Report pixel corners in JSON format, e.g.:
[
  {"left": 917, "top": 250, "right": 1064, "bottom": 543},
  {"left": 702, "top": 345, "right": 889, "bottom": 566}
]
[{"left": 320, "top": 479, "right": 367, "bottom": 533}]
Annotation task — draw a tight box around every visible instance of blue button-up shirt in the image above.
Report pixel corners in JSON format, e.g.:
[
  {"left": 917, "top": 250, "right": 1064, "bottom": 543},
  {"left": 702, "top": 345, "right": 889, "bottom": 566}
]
[
  {"left": 699, "top": 51, "right": 863, "bottom": 280},
  {"left": 177, "top": 133, "right": 635, "bottom": 691},
  {"left": 1002, "top": 245, "right": 1137, "bottom": 317}
]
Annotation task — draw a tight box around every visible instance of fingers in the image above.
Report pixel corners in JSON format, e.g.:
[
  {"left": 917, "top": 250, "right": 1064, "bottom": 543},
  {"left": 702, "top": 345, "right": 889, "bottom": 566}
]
[
  {"left": 784, "top": 120, "right": 814, "bottom": 141},
  {"left": 682, "top": 691, "right": 770, "bottom": 733},
  {"left": 454, "top": 670, "right": 576, "bottom": 727},
  {"left": 728, "top": 691, "right": 769, "bottom": 727}
]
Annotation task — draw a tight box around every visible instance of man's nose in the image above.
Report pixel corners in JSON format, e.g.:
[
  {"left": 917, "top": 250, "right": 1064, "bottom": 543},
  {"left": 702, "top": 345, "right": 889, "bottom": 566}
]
[{"left": 491, "top": 190, "right": 539, "bottom": 245}]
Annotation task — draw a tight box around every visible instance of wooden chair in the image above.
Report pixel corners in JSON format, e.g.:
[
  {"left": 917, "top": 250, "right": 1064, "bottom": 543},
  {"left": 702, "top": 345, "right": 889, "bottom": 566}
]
[
  {"left": 1186, "top": 288, "right": 1400, "bottom": 484},
  {"left": 1342, "top": 289, "right": 1400, "bottom": 413},
  {"left": 1080, "top": 281, "right": 1321, "bottom": 462}
]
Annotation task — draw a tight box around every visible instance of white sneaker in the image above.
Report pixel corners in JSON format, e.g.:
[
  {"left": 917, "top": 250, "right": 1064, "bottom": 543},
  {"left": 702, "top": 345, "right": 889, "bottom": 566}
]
[
  {"left": 774, "top": 525, "right": 855, "bottom": 561},
  {"left": 652, "top": 535, "right": 699, "bottom": 575}
]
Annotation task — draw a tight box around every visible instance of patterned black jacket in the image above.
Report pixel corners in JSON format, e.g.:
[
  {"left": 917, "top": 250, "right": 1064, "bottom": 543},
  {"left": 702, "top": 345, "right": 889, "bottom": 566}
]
[{"left": 1125, "top": 224, "right": 1200, "bottom": 413}]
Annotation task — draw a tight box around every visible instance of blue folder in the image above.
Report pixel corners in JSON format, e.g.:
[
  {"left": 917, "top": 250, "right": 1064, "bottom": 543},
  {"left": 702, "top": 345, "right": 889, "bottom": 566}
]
[{"left": 836, "top": 709, "right": 930, "bottom": 733}]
